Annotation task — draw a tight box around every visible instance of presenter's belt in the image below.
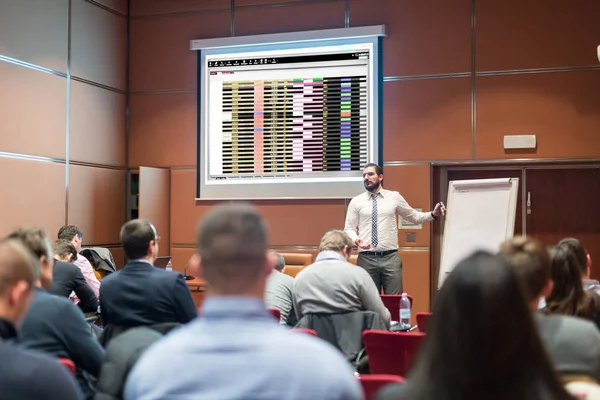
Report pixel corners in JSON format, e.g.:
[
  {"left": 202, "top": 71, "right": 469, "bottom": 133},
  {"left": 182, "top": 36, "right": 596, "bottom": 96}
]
[{"left": 360, "top": 249, "right": 397, "bottom": 257}]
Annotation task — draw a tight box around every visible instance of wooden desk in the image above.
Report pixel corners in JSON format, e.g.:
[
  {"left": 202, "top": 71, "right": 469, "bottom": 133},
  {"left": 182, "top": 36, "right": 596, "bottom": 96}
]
[{"left": 186, "top": 277, "right": 207, "bottom": 308}]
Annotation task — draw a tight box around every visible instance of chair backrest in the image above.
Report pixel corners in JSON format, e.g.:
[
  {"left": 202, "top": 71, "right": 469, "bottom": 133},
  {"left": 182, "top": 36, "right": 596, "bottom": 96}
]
[
  {"left": 349, "top": 254, "right": 358, "bottom": 265},
  {"left": 416, "top": 312, "right": 432, "bottom": 333},
  {"left": 278, "top": 253, "right": 313, "bottom": 277},
  {"left": 380, "top": 294, "right": 413, "bottom": 322},
  {"left": 268, "top": 307, "right": 281, "bottom": 321},
  {"left": 58, "top": 358, "right": 76, "bottom": 376},
  {"left": 362, "top": 330, "right": 425, "bottom": 376},
  {"left": 358, "top": 374, "right": 405, "bottom": 400},
  {"left": 292, "top": 328, "right": 317, "bottom": 336}
]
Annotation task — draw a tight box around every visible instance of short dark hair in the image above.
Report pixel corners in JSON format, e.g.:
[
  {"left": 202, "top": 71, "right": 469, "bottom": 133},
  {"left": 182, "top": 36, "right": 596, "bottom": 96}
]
[
  {"left": 7, "top": 228, "right": 52, "bottom": 281},
  {"left": 57, "top": 225, "right": 82, "bottom": 242},
  {"left": 499, "top": 236, "right": 551, "bottom": 302},
  {"left": 197, "top": 203, "right": 267, "bottom": 291},
  {"left": 52, "top": 239, "right": 78, "bottom": 261},
  {"left": 120, "top": 219, "right": 157, "bottom": 260},
  {"left": 363, "top": 163, "right": 383, "bottom": 175},
  {"left": 557, "top": 238, "right": 587, "bottom": 275},
  {"left": 273, "top": 253, "right": 286, "bottom": 271}
]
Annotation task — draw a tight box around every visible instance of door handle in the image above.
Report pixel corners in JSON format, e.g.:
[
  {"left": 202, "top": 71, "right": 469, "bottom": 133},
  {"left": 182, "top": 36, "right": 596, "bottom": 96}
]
[{"left": 526, "top": 191, "right": 532, "bottom": 215}]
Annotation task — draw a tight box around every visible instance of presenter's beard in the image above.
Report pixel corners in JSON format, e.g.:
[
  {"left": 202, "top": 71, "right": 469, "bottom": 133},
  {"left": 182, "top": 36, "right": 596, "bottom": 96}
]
[{"left": 364, "top": 180, "right": 380, "bottom": 192}]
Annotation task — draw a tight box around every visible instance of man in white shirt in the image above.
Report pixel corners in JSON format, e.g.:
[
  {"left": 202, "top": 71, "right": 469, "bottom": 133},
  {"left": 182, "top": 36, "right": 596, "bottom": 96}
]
[{"left": 344, "top": 163, "right": 444, "bottom": 294}]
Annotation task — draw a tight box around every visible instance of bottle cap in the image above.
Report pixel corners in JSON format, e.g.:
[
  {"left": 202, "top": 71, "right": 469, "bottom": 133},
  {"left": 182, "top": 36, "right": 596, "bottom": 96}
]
[{"left": 402, "top": 292, "right": 407, "bottom": 296}]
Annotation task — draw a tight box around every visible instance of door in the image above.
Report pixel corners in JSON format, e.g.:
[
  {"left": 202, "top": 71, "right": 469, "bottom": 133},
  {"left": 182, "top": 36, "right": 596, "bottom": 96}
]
[
  {"left": 139, "top": 167, "right": 171, "bottom": 257},
  {"left": 525, "top": 168, "right": 600, "bottom": 279}
]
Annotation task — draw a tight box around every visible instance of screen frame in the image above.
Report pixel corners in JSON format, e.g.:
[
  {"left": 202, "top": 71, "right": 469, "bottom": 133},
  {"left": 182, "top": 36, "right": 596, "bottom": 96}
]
[{"left": 193, "top": 26, "right": 386, "bottom": 200}]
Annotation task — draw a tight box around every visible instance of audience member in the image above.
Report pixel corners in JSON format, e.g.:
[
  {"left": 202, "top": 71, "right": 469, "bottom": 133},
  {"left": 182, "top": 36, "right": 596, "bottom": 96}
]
[
  {"left": 264, "top": 252, "right": 295, "bottom": 325},
  {"left": 500, "top": 236, "right": 600, "bottom": 381},
  {"left": 0, "top": 238, "right": 83, "bottom": 400},
  {"left": 293, "top": 230, "right": 390, "bottom": 328},
  {"left": 558, "top": 238, "right": 600, "bottom": 295},
  {"left": 58, "top": 226, "right": 101, "bottom": 298},
  {"left": 377, "top": 251, "right": 572, "bottom": 400},
  {"left": 124, "top": 204, "right": 362, "bottom": 400},
  {"left": 99, "top": 220, "right": 197, "bottom": 336},
  {"left": 48, "top": 239, "right": 98, "bottom": 313},
  {"left": 11, "top": 228, "right": 104, "bottom": 400},
  {"left": 545, "top": 246, "right": 600, "bottom": 329}
]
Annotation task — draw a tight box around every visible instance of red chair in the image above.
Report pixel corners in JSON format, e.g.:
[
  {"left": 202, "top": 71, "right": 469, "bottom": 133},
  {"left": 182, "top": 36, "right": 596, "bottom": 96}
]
[
  {"left": 380, "top": 294, "right": 413, "bottom": 322},
  {"left": 358, "top": 374, "right": 405, "bottom": 400},
  {"left": 268, "top": 308, "right": 281, "bottom": 321},
  {"left": 416, "top": 312, "right": 432, "bottom": 333},
  {"left": 292, "top": 328, "right": 317, "bottom": 336},
  {"left": 363, "top": 330, "right": 424, "bottom": 376},
  {"left": 58, "top": 358, "right": 76, "bottom": 376}
]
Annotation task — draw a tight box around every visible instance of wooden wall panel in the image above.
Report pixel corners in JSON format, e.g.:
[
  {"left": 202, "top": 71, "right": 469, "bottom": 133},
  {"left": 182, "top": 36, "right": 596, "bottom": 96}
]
[
  {"left": 350, "top": 0, "right": 471, "bottom": 77},
  {"left": 476, "top": 71, "right": 600, "bottom": 160},
  {"left": 400, "top": 250, "right": 430, "bottom": 321},
  {"left": 383, "top": 78, "right": 472, "bottom": 162},
  {"left": 0, "top": 63, "right": 66, "bottom": 159},
  {"left": 171, "top": 247, "right": 196, "bottom": 275},
  {"left": 0, "top": 0, "right": 68, "bottom": 72},
  {"left": 139, "top": 167, "right": 170, "bottom": 256},
  {"left": 129, "top": 93, "right": 197, "bottom": 167},
  {"left": 70, "top": 81, "right": 126, "bottom": 166},
  {"left": 130, "top": 11, "right": 230, "bottom": 91},
  {"left": 384, "top": 165, "right": 431, "bottom": 247},
  {"left": 170, "top": 169, "right": 346, "bottom": 246},
  {"left": 131, "top": 0, "right": 230, "bottom": 16},
  {"left": 236, "top": 0, "right": 298, "bottom": 5},
  {"left": 71, "top": 0, "right": 126, "bottom": 89},
  {"left": 234, "top": 1, "right": 345, "bottom": 36},
  {"left": 0, "top": 159, "right": 65, "bottom": 239},
  {"left": 94, "top": 0, "right": 127, "bottom": 14},
  {"left": 108, "top": 246, "right": 125, "bottom": 270},
  {"left": 477, "top": 0, "right": 600, "bottom": 71},
  {"left": 68, "top": 166, "right": 125, "bottom": 245}
]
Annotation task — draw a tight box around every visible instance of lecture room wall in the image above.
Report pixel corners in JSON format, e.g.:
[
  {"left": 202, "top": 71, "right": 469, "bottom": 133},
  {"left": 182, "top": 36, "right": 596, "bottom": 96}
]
[
  {"left": 0, "top": 0, "right": 128, "bottom": 267},
  {"left": 128, "top": 0, "right": 600, "bottom": 311}
]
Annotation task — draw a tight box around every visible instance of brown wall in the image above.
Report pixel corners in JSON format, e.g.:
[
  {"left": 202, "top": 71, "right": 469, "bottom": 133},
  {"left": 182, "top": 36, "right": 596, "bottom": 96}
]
[
  {"left": 128, "top": 0, "right": 600, "bottom": 314},
  {"left": 0, "top": 0, "right": 127, "bottom": 267}
]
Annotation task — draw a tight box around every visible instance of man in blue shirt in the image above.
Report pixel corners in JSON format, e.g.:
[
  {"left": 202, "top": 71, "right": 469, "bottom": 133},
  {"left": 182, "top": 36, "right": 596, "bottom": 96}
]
[{"left": 125, "top": 203, "right": 363, "bottom": 400}]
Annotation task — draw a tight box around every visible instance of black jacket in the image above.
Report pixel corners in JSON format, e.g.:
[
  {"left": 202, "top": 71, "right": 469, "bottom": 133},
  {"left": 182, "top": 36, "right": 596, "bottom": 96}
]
[
  {"left": 19, "top": 288, "right": 105, "bottom": 399},
  {"left": 49, "top": 259, "right": 98, "bottom": 313},
  {"left": 0, "top": 318, "right": 83, "bottom": 400},
  {"left": 99, "top": 260, "right": 197, "bottom": 329}
]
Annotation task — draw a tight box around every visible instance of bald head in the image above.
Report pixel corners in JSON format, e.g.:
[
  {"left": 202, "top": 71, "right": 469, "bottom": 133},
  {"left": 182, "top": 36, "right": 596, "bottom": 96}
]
[{"left": 197, "top": 203, "right": 269, "bottom": 294}]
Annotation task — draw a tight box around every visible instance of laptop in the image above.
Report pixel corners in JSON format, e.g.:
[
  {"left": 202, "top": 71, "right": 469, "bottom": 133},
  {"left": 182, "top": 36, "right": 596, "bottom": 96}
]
[{"left": 154, "top": 256, "right": 172, "bottom": 269}]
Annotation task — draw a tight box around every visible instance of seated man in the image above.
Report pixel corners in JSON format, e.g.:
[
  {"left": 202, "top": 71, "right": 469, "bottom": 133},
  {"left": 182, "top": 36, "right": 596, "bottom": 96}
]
[
  {"left": 11, "top": 228, "right": 105, "bottom": 400},
  {"left": 500, "top": 236, "right": 600, "bottom": 381},
  {"left": 48, "top": 239, "right": 98, "bottom": 313},
  {"left": 124, "top": 204, "right": 362, "bottom": 400},
  {"left": 293, "top": 230, "right": 391, "bottom": 328},
  {"left": 58, "top": 226, "right": 101, "bottom": 298},
  {"left": 264, "top": 252, "right": 295, "bottom": 325},
  {"left": 0, "top": 238, "right": 83, "bottom": 400},
  {"left": 100, "top": 220, "right": 197, "bottom": 331}
]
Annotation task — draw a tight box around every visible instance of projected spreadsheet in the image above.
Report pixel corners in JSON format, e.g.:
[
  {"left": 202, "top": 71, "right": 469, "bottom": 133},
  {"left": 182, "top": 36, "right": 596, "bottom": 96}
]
[{"left": 206, "top": 51, "right": 369, "bottom": 181}]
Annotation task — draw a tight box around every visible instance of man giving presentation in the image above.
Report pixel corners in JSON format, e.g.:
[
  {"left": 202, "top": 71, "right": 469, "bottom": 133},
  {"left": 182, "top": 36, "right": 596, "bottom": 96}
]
[{"left": 344, "top": 163, "right": 445, "bottom": 294}]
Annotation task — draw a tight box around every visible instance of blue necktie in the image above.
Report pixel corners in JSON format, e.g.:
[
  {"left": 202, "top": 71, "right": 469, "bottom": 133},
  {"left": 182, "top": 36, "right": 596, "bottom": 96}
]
[{"left": 371, "top": 193, "right": 378, "bottom": 248}]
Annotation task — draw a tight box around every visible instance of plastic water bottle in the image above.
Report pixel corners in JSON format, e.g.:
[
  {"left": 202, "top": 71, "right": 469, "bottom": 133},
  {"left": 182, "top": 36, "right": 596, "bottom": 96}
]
[{"left": 399, "top": 293, "right": 411, "bottom": 330}]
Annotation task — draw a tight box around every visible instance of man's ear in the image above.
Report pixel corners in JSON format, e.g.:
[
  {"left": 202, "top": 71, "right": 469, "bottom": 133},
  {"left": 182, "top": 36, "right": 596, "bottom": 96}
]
[
  {"left": 542, "top": 279, "right": 554, "bottom": 299},
  {"left": 8, "top": 281, "right": 31, "bottom": 308}
]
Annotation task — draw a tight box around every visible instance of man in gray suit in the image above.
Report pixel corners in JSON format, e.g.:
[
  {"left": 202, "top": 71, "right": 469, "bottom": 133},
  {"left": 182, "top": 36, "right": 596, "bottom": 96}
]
[
  {"left": 293, "top": 230, "right": 390, "bottom": 328},
  {"left": 264, "top": 253, "right": 294, "bottom": 325}
]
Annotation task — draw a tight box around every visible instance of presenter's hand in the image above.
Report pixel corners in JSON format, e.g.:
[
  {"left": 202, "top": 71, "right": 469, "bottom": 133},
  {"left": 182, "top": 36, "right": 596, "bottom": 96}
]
[
  {"left": 433, "top": 202, "right": 446, "bottom": 217},
  {"left": 355, "top": 239, "right": 371, "bottom": 250}
]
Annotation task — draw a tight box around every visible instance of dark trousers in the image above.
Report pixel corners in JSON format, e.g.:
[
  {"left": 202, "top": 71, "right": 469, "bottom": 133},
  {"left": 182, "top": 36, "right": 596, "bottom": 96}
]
[{"left": 357, "top": 251, "right": 402, "bottom": 294}]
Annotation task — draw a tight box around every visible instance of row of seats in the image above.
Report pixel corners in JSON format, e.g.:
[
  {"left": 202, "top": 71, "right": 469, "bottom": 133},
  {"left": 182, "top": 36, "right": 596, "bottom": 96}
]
[{"left": 277, "top": 252, "right": 358, "bottom": 277}]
